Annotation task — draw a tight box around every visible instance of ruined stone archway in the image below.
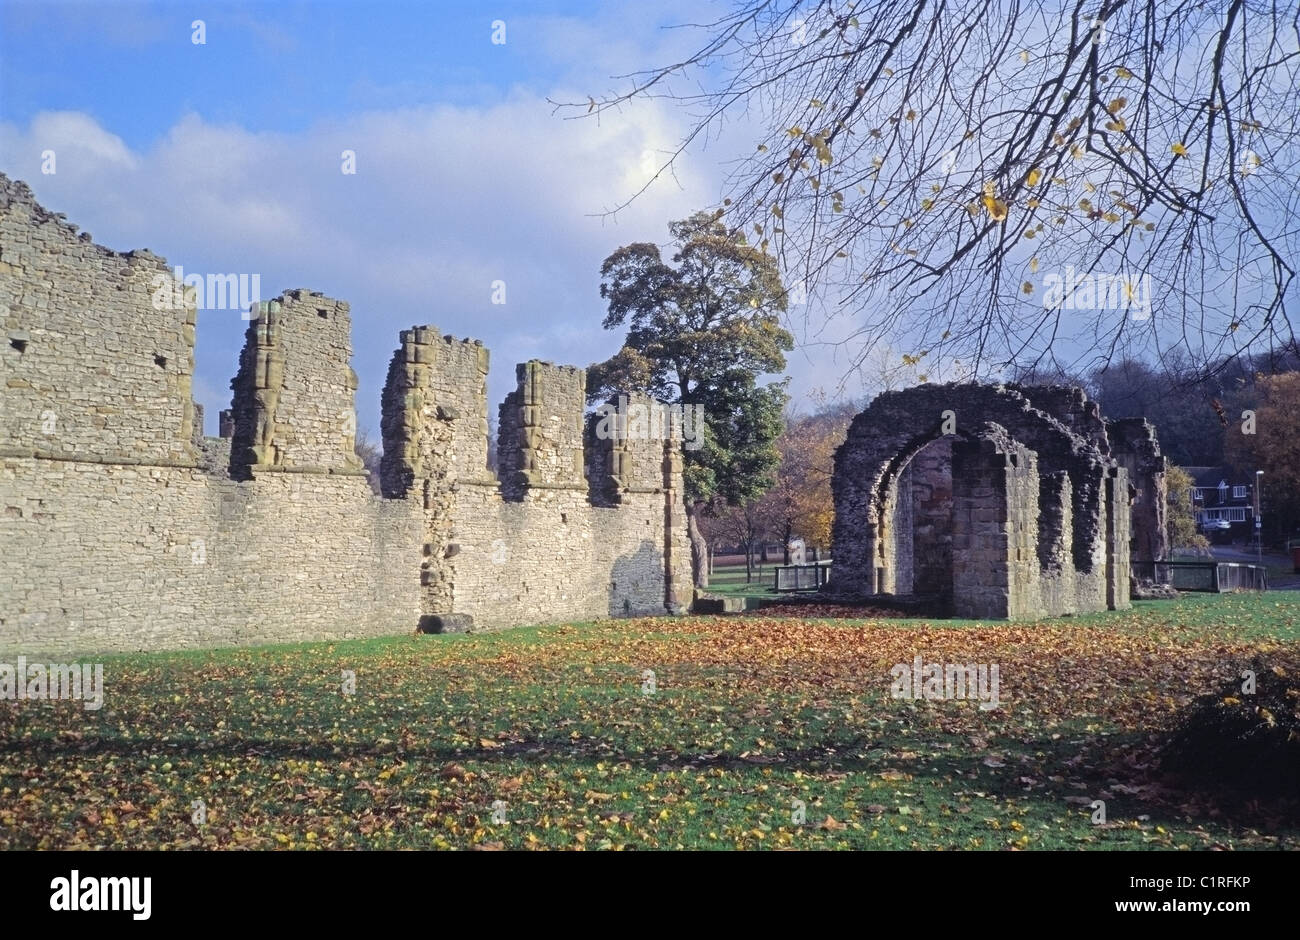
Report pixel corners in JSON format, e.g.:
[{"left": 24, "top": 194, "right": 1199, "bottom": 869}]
[{"left": 829, "top": 384, "right": 1141, "bottom": 619}]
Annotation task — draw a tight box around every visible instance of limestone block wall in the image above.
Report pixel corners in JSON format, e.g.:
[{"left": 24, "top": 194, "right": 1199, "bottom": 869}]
[
  {"left": 380, "top": 327, "right": 491, "bottom": 499},
  {"left": 0, "top": 175, "right": 196, "bottom": 466},
  {"left": 1016, "top": 384, "right": 1111, "bottom": 455},
  {"left": 885, "top": 439, "right": 955, "bottom": 596},
  {"left": 831, "top": 383, "right": 1110, "bottom": 596},
  {"left": 383, "top": 350, "right": 691, "bottom": 629},
  {"left": 951, "top": 426, "right": 1042, "bottom": 620},
  {"left": 910, "top": 439, "right": 953, "bottom": 596},
  {"left": 0, "top": 174, "right": 424, "bottom": 655},
  {"left": 1107, "top": 417, "right": 1167, "bottom": 565},
  {"left": 441, "top": 484, "right": 681, "bottom": 627},
  {"left": 831, "top": 382, "right": 1154, "bottom": 618},
  {"left": 1036, "top": 471, "right": 1078, "bottom": 616},
  {"left": 0, "top": 460, "right": 422, "bottom": 654},
  {"left": 1105, "top": 468, "right": 1133, "bottom": 610},
  {"left": 498, "top": 361, "right": 586, "bottom": 494},
  {"left": 230, "top": 290, "right": 363, "bottom": 476},
  {"left": 889, "top": 464, "right": 914, "bottom": 594},
  {"left": 0, "top": 174, "right": 690, "bottom": 654},
  {"left": 586, "top": 391, "right": 673, "bottom": 505}
]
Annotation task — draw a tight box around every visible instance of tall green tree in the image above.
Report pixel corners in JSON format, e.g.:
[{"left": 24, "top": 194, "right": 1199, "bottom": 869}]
[
  {"left": 566, "top": 2, "right": 1298, "bottom": 382},
  {"left": 589, "top": 211, "right": 794, "bottom": 587}
]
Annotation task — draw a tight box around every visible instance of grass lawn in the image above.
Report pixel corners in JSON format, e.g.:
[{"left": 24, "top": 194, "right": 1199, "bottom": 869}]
[
  {"left": 2, "top": 592, "right": 1298, "bottom": 850},
  {"left": 703, "top": 560, "right": 780, "bottom": 603}
]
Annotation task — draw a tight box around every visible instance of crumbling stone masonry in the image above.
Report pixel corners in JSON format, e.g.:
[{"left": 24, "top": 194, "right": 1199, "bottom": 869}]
[
  {"left": 830, "top": 384, "right": 1164, "bottom": 619},
  {"left": 0, "top": 174, "right": 690, "bottom": 654}
]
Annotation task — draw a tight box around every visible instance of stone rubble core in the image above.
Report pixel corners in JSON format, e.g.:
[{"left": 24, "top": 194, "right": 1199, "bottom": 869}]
[
  {"left": 829, "top": 383, "right": 1167, "bottom": 619},
  {"left": 0, "top": 173, "right": 691, "bottom": 655}
]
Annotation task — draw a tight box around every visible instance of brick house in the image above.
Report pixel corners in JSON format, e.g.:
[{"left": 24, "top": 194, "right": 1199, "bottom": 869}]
[{"left": 1184, "top": 466, "right": 1259, "bottom": 538}]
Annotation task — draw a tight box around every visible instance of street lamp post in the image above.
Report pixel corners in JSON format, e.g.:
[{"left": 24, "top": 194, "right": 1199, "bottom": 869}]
[{"left": 1254, "top": 470, "right": 1263, "bottom": 563}]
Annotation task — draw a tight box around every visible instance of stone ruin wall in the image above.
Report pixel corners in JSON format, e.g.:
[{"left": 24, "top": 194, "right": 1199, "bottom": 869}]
[
  {"left": 950, "top": 426, "right": 1043, "bottom": 620},
  {"left": 0, "top": 174, "right": 689, "bottom": 655},
  {"left": 381, "top": 331, "right": 691, "bottom": 631},
  {"left": 832, "top": 383, "right": 1157, "bottom": 620},
  {"left": 229, "top": 289, "right": 365, "bottom": 477},
  {"left": 0, "top": 180, "right": 196, "bottom": 465},
  {"left": 890, "top": 438, "right": 953, "bottom": 597},
  {"left": 1106, "top": 417, "right": 1168, "bottom": 566}
]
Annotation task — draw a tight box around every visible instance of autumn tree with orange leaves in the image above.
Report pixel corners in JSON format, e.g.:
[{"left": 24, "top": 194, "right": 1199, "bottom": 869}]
[
  {"left": 1225, "top": 371, "right": 1300, "bottom": 542},
  {"left": 755, "top": 402, "right": 857, "bottom": 559}
]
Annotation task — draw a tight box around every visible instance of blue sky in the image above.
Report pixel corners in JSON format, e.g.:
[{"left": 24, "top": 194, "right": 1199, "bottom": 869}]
[
  {"left": 2, "top": 0, "right": 855, "bottom": 436},
  {"left": 2, "top": 1, "right": 612, "bottom": 143}
]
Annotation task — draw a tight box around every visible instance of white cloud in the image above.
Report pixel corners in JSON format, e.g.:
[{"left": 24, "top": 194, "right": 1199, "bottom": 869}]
[
  {"left": 0, "top": 97, "right": 721, "bottom": 433},
  {"left": 25, "top": 111, "right": 139, "bottom": 171}
]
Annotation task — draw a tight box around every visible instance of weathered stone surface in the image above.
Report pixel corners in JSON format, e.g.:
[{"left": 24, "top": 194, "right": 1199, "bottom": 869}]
[
  {"left": 229, "top": 291, "right": 362, "bottom": 478},
  {"left": 0, "top": 173, "right": 692, "bottom": 655},
  {"left": 418, "top": 613, "right": 473, "bottom": 634},
  {"left": 1132, "top": 579, "right": 1178, "bottom": 600},
  {"left": 1107, "top": 417, "right": 1168, "bottom": 565},
  {"left": 692, "top": 594, "right": 745, "bottom": 614},
  {"left": 0, "top": 175, "right": 196, "bottom": 466},
  {"left": 830, "top": 383, "right": 1160, "bottom": 620}
]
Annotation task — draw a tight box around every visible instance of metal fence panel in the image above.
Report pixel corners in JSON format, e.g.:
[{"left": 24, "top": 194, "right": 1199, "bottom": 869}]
[
  {"left": 774, "top": 563, "right": 831, "bottom": 593},
  {"left": 1130, "top": 560, "right": 1267, "bottom": 592}
]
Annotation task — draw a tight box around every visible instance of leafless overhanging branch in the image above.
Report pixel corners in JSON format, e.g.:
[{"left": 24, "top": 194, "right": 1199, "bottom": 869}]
[{"left": 553, "top": 0, "right": 1299, "bottom": 383}]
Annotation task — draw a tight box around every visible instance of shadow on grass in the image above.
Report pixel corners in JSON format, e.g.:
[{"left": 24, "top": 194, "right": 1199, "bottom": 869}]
[{"left": 5, "top": 723, "right": 1295, "bottom": 832}]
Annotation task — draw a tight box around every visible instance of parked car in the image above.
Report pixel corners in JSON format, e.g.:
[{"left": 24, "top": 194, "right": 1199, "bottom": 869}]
[{"left": 1199, "top": 518, "right": 1232, "bottom": 533}]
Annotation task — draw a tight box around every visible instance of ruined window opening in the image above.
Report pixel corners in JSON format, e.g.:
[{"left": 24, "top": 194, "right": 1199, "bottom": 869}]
[
  {"left": 153, "top": 354, "right": 167, "bottom": 369},
  {"left": 9, "top": 338, "right": 26, "bottom": 354},
  {"left": 316, "top": 308, "right": 329, "bottom": 319},
  {"left": 1037, "top": 475, "right": 1069, "bottom": 572}
]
